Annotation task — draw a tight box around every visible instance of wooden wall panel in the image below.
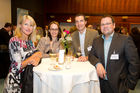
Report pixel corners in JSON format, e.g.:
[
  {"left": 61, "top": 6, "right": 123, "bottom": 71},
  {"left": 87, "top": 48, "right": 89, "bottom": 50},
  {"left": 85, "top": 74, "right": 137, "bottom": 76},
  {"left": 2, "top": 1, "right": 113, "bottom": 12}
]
[
  {"left": 104, "top": 0, "right": 140, "bottom": 14},
  {"left": 45, "top": 0, "right": 140, "bottom": 15},
  {"left": 91, "top": 0, "right": 104, "bottom": 14},
  {"left": 44, "top": 0, "right": 140, "bottom": 30},
  {"left": 88, "top": 16, "right": 140, "bottom": 24}
]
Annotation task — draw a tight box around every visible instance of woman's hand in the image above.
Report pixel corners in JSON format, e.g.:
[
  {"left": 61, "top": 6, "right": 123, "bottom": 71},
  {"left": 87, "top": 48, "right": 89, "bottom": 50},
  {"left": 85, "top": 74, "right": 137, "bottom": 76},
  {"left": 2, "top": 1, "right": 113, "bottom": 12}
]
[
  {"left": 29, "top": 56, "right": 41, "bottom": 66},
  {"left": 29, "top": 52, "right": 42, "bottom": 66},
  {"left": 21, "top": 52, "right": 42, "bottom": 68}
]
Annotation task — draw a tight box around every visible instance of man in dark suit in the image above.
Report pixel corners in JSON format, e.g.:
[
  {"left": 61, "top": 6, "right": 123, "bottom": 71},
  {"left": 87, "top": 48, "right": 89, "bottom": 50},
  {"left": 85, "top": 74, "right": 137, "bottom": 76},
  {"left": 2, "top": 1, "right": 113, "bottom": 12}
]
[
  {"left": 0, "top": 22, "right": 12, "bottom": 49},
  {"left": 89, "top": 15, "right": 140, "bottom": 93},
  {"left": 72, "top": 14, "right": 99, "bottom": 62},
  {"left": 0, "top": 22, "right": 12, "bottom": 78}
]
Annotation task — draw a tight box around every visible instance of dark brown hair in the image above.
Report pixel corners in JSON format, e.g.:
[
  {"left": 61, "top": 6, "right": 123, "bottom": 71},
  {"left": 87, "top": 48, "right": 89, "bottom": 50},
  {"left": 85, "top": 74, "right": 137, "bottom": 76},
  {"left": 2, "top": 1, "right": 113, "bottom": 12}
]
[
  {"left": 75, "top": 13, "right": 87, "bottom": 21},
  {"left": 4, "top": 22, "right": 12, "bottom": 27},
  {"left": 48, "top": 21, "right": 62, "bottom": 41},
  {"left": 100, "top": 15, "right": 115, "bottom": 23}
]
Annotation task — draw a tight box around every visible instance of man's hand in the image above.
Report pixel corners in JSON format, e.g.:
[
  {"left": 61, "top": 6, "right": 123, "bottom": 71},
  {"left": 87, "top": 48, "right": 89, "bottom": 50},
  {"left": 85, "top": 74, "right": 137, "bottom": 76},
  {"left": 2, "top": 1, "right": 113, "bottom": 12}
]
[
  {"left": 77, "top": 56, "right": 88, "bottom": 62},
  {"left": 96, "top": 63, "right": 106, "bottom": 79}
]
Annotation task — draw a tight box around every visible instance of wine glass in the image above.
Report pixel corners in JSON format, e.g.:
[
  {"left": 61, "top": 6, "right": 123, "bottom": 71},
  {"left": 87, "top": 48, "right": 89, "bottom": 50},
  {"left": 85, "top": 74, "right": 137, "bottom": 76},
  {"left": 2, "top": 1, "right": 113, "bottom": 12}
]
[
  {"left": 49, "top": 49, "right": 57, "bottom": 62},
  {"left": 76, "top": 47, "right": 82, "bottom": 58},
  {"left": 65, "top": 55, "right": 71, "bottom": 69}
]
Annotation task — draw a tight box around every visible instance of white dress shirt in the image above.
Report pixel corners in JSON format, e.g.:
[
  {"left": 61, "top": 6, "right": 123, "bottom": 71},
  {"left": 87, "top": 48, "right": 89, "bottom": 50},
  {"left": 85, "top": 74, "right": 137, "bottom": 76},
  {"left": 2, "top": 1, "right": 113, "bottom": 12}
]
[{"left": 79, "top": 28, "right": 86, "bottom": 56}]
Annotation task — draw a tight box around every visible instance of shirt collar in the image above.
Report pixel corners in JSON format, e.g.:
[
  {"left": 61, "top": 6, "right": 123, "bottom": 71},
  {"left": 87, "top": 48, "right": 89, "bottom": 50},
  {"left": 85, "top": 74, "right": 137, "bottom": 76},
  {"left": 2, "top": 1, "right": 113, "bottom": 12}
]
[
  {"left": 102, "top": 32, "right": 114, "bottom": 40},
  {"left": 79, "top": 28, "right": 86, "bottom": 35}
]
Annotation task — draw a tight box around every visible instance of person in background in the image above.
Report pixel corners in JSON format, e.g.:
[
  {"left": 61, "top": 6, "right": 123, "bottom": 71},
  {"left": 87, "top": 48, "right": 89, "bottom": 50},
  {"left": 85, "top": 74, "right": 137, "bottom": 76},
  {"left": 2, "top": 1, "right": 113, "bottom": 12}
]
[
  {"left": 34, "top": 26, "right": 44, "bottom": 47},
  {"left": 37, "top": 21, "right": 62, "bottom": 58},
  {"left": 71, "top": 14, "right": 99, "bottom": 62},
  {"left": 87, "top": 24, "right": 93, "bottom": 29},
  {"left": 130, "top": 27, "right": 140, "bottom": 79},
  {"left": 130, "top": 27, "right": 140, "bottom": 58},
  {"left": 121, "top": 27, "right": 128, "bottom": 35},
  {"left": 95, "top": 25, "right": 102, "bottom": 35},
  {"left": 3, "top": 15, "right": 42, "bottom": 93},
  {"left": 45, "top": 25, "right": 48, "bottom": 37},
  {"left": 89, "top": 15, "right": 140, "bottom": 93},
  {"left": 0, "top": 23, "right": 12, "bottom": 78},
  {"left": 11, "top": 24, "right": 17, "bottom": 36},
  {"left": 114, "top": 26, "right": 121, "bottom": 33},
  {"left": 87, "top": 24, "right": 99, "bottom": 34},
  {"left": 69, "top": 26, "right": 77, "bottom": 34},
  {"left": 0, "top": 22, "right": 12, "bottom": 50}
]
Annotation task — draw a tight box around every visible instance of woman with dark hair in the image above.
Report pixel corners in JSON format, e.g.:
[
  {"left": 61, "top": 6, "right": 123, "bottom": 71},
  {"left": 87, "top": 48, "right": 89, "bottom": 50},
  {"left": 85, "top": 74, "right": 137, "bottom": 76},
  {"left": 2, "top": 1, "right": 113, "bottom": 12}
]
[{"left": 36, "top": 21, "right": 62, "bottom": 58}]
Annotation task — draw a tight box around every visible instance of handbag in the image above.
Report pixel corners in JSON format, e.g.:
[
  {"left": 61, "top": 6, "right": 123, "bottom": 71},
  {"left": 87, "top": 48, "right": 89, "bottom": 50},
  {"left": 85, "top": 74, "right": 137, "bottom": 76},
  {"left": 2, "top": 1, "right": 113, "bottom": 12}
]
[{"left": 21, "top": 65, "right": 34, "bottom": 93}]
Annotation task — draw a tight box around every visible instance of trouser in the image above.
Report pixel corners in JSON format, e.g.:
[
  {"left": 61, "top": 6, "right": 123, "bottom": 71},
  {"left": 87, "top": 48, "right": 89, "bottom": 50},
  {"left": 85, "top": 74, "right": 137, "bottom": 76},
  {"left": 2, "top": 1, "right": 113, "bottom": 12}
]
[{"left": 100, "top": 79, "right": 114, "bottom": 93}]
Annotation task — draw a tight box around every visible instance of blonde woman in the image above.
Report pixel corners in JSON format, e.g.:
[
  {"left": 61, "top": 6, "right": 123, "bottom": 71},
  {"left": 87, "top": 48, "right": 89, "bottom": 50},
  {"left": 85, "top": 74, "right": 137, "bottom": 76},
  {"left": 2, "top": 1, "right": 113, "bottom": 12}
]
[{"left": 3, "top": 15, "right": 42, "bottom": 93}]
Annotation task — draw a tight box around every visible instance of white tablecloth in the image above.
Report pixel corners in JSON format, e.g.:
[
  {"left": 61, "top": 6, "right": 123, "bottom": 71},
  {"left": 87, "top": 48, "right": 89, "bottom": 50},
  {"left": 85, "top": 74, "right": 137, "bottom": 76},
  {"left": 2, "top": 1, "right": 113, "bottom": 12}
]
[{"left": 33, "top": 58, "right": 100, "bottom": 93}]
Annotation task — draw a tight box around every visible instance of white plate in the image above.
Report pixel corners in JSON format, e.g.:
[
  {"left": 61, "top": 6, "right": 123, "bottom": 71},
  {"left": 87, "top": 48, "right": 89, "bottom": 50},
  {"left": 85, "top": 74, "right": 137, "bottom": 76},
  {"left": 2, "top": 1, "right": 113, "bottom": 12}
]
[{"left": 48, "top": 65, "right": 62, "bottom": 71}]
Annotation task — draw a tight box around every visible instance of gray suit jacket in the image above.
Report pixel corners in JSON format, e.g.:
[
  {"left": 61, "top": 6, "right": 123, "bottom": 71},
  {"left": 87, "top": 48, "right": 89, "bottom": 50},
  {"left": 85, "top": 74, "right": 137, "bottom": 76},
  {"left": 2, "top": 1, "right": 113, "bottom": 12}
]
[
  {"left": 89, "top": 32, "right": 140, "bottom": 93},
  {"left": 71, "top": 28, "right": 99, "bottom": 56}
]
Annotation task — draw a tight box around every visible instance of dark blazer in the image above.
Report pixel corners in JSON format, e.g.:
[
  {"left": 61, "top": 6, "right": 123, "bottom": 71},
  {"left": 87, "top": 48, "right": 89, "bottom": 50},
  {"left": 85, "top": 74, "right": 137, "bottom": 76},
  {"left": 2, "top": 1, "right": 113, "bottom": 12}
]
[
  {"left": 89, "top": 32, "right": 140, "bottom": 93},
  {"left": 130, "top": 33, "right": 140, "bottom": 58},
  {"left": 71, "top": 28, "right": 99, "bottom": 56},
  {"left": 0, "top": 28, "right": 11, "bottom": 46}
]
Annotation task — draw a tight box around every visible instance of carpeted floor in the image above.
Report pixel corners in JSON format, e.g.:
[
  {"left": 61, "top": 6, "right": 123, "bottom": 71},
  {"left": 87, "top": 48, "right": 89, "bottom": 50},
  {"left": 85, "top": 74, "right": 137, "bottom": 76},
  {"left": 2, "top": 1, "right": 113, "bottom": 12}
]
[
  {"left": 0, "top": 78, "right": 4, "bottom": 93},
  {"left": 129, "top": 79, "right": 140, "bottom": 93}
]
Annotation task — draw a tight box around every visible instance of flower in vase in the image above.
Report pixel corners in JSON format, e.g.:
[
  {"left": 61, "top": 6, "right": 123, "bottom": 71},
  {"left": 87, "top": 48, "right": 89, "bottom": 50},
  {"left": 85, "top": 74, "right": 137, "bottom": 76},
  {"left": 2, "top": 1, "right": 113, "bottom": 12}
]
[{"left": 60, "top": 30, "right": 72, "bottom": 52}]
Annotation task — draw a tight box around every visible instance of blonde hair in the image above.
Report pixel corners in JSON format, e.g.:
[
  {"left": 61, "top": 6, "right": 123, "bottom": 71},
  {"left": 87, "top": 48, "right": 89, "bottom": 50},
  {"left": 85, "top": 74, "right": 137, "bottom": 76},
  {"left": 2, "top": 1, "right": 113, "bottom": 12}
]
[{"left": 14, "top": 15, "right": 37, "bottom": 41}]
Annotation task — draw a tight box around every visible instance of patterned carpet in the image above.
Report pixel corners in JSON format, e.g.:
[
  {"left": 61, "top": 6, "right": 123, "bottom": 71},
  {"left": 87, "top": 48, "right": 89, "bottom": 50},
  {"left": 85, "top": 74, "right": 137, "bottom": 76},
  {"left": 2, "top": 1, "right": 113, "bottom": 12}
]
[{"left": 0, "top": 79, "right": 140, "bottom": 93}]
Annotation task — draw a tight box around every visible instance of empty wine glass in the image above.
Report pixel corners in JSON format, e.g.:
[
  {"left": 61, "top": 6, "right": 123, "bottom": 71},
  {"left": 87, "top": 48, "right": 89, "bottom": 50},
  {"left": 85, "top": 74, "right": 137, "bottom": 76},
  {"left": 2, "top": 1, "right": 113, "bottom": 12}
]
[{"left": 65, "top": 56, "right": 71, "bottom": 69}]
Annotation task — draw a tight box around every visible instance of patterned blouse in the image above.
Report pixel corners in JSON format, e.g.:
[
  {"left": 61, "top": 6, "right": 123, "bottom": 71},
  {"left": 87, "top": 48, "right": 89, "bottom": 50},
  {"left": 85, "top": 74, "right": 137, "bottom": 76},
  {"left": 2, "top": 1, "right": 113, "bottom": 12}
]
[{"left": 4, "top": 37, "right": 36, "bottom": 93}]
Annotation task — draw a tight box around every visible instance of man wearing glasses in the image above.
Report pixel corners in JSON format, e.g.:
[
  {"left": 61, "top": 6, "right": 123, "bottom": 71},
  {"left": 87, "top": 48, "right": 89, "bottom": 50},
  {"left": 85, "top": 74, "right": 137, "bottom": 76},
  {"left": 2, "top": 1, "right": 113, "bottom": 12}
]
[
  {"left": 71, "top": 14, "right": 99, "bottom": 62},
  {"left": 89, "top": 15, "right": 140, "bottom": 93}
]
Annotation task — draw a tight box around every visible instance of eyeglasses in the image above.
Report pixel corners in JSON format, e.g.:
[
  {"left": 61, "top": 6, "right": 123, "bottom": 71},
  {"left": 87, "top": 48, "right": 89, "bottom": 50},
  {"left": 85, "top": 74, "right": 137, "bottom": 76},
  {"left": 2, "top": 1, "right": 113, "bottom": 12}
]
[
  {"left": 50, "top": 28, "right": 59, "bottom": 31},
  {"left": 100, "top": 23, "right": 113, "bottom": 26}
]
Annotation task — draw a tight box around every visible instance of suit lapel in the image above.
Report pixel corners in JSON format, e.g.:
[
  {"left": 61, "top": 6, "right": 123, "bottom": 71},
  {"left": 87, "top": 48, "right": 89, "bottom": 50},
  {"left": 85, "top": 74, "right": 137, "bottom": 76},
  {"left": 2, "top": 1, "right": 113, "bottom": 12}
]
[
  {"left": 100, "top": 36, "right": 105, "bottom": 67},
  {"left": 106, "top": 33, "right": 118, "bottom": 68},
  {"left": 75, "top": 31, "right": 80, "bottom": 49},
  {"left": 84, "top": 30, "right": 89, "bottom": 50}
]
